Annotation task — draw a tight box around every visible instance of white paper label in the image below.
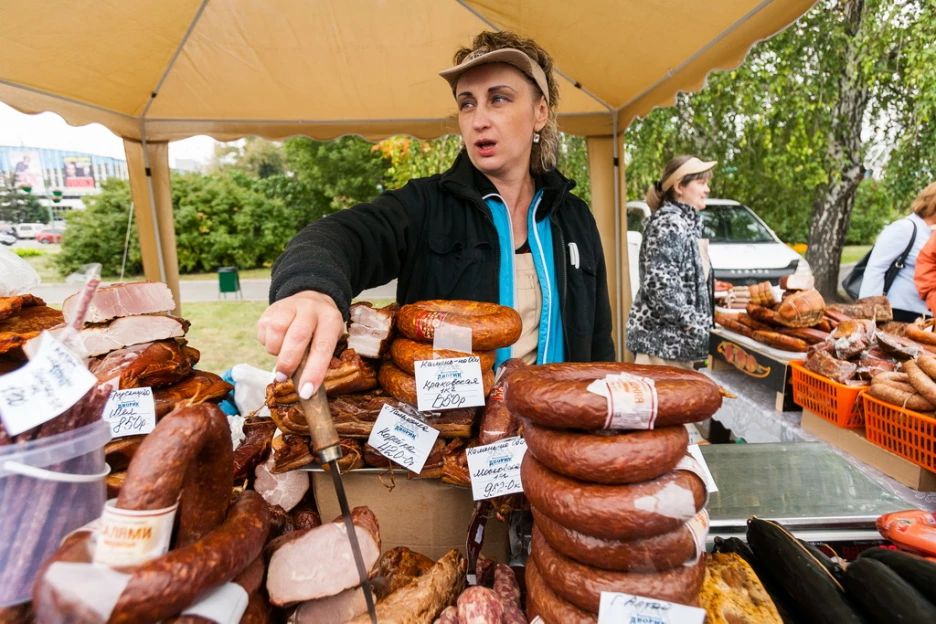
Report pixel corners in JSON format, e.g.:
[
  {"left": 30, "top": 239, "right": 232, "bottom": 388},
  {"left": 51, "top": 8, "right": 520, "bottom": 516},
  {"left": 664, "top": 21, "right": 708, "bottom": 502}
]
[
  {"left": 466, "top": 436, "right": 527, "bottom": 500},
  {"left": 367, "top": 404, "right": 440, "bottom": 473},
  {"left": 181, "top": 582, "right": 249, "bottom": 624},
  {"left": 102, "top": 387, "right": 156, "bottom": 438},
  {"left": 433, "top": 321, "right": 473, "bottom": 355},
  {"left": 93, "top": 499, "right": 178, "bottom": 568},
  {"left": 686, "top": 444, "right": 718, "bottom": 493},
  {"left": 44, "top": 562, "right": 131, "bottom": 622},
  {"left": 0, "top": 332, "right": 97, "bottom": 436},
  {"left": 683, "top": 509, "right": 710, "bottom": 566},
  {"left": 685, "top": 424, "right": 705, "bottom": 445},
  {"left": 598, "top": 592, "right": 706, "bottom": 624},
  {"left": 414, "top": 356, "right": 485, "bottom": 412},
  {"left": 586, "top": 373, "right": 659, "bottom": 430}
]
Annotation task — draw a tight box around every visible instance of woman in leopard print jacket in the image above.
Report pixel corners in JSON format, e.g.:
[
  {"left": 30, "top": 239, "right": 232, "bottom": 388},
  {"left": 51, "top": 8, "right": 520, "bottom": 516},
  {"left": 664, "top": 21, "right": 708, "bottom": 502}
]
[{"left": 626, "top": 156, "right": 717, "bottom": 368}]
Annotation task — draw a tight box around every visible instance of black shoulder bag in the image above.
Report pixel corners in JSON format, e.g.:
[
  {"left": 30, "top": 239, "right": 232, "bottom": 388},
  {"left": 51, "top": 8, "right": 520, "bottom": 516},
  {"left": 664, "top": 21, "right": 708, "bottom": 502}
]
[{"left": 842, "top": 218, "right": 918, "bottom": 300}]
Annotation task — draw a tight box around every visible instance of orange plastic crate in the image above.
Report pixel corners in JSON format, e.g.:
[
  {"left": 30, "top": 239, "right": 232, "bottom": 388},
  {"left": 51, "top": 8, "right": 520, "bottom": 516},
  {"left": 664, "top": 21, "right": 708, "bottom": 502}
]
[
  {"left": 863, "top": 393, "right": 936, "bottom": 473},
  {"left": 789, "top": 360, "right": 864, "bottom": 428}
]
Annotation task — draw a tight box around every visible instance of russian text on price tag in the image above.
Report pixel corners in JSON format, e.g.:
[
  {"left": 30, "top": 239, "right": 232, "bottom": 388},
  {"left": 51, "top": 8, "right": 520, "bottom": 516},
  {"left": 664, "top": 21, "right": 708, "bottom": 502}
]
[
  {"left": 367, "top": 404, "right": 440, "bottom": 474},
  {"left": 0, "top": 332, "right": 97, "bottom": 436},
  {"left": 102, "top": 388, "right": 157, "bottom": 438},
  {"left": 414, "top": 356, "right": 485, "bottom": 412},
  {"left": 465, "top": 436, "right": 527, "bottom": 501},
  {"left": 598, "top": 591, "right": 706, "bottom": 624},
  {"left": 687, "top": 444, "right": 718, "bottom": 493}
]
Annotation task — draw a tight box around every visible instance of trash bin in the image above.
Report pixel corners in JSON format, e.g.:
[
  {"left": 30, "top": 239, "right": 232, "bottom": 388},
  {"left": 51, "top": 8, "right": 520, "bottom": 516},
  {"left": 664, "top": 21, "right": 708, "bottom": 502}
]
[{"left": 218, "top": 266, "right": 241, "bottom": 299}]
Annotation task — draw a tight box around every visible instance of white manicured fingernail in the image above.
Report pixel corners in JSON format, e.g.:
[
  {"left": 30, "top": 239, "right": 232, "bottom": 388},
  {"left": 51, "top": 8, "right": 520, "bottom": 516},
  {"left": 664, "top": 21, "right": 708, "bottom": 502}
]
[
  {"left": 274, "top": 370, "right": 288, "bottom": 383},
  {"left": 299, "top": 382, "right": 315, "bottom": 400}
]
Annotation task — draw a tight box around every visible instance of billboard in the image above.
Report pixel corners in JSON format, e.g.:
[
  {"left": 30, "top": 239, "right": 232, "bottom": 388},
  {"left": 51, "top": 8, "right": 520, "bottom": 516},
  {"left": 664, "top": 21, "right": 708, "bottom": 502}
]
[
  {"left": 63, "top": 156, "right": 95, "bottom": 188},
  {"left": 8, "top": 150, "right": 46, "bottom": 193}
]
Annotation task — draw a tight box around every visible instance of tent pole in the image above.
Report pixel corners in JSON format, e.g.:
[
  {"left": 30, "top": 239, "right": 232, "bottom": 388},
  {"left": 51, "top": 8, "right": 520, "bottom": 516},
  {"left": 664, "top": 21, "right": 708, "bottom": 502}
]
[
  {"left": 611, "top": 114, "right": 623, "bottom": 361},
  {"left": 139, "top": 124, "right": 167, "bottom": 285}
]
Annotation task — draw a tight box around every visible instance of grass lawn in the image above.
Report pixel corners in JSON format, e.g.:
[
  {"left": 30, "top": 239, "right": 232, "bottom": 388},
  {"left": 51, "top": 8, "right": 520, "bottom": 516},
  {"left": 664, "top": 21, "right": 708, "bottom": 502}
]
[
  {"left": 840, "top": 245, "right": 872, "bottom": 264},
  {"left": 182, "top": 298, "right": 395, "bottom": 376}
]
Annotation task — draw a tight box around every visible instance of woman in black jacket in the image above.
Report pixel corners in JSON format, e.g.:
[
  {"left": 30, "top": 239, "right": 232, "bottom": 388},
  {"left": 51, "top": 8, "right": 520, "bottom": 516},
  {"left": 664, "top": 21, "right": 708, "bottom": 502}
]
[{"left": 258, "top": 31, "right": 614, "bottom": 400}]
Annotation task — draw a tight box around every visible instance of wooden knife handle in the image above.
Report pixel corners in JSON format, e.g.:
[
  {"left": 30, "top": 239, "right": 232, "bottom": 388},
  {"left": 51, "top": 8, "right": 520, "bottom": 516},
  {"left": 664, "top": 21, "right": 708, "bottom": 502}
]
[{"left": 292, "top": 351, "right": 341, "bottom": 463}]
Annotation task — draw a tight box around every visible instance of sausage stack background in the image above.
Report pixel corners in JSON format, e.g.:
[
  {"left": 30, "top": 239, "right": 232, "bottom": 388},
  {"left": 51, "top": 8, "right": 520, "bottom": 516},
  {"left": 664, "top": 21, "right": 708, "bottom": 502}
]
[{"left": 503, "top": 363, "right": 723, "bottom": 623}]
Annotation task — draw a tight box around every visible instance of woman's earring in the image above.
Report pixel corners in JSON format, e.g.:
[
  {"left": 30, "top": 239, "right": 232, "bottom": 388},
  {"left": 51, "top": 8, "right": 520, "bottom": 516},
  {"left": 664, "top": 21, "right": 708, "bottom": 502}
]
[{"left": 533, "top": 132, "right": 541, "bottom": 144}]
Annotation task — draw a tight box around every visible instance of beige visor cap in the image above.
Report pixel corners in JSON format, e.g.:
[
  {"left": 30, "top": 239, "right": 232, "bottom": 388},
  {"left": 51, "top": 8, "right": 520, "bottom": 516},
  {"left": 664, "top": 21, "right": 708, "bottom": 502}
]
[{"left": 439, "top": 48, "right": 550, "bottom": 104}]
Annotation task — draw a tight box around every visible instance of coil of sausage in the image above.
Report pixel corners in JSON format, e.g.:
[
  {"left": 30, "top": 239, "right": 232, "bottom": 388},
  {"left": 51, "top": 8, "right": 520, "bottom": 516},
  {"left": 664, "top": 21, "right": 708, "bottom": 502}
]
[
  {"left": 522, "top": 419, "right": 688, "bottom": 484},
  {"left": 390, "top": 337, "right": 497, "bottom": 376},
  {"left": 531, "top": 527, "right": 705, "bottom": 613},
  {"left": 531, "top": 507, "right": 700, "bottom": 572},
  {"left": 526, "top": 559, "right": 597, "bottom": 624},
  {"left": 378, "top": 360, "right": 494, "bottom": 407},
  {"left": 505, "top": 363, "right": 722, "bottom": 430},
  {"left": 396, "top": 300, "right": 522, "bottom": 351},
  {"left": 522, "top": 454, "right": 706, "bottom": 541}
]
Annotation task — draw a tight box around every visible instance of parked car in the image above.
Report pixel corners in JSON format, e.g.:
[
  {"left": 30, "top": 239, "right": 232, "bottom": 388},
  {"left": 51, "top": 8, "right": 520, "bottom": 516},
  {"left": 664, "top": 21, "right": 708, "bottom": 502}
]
[
  {"left": 626, "top": 199, "right": 811, "bottom": 289},
  {"left": 35, "top": 228, "right": 65, "bottom": 244},
  {"left": 0, "top": 230, "right": 15, "bottom": 246},
  {"left": 12, "top": 223, "right": 45, "bottom": 239}
]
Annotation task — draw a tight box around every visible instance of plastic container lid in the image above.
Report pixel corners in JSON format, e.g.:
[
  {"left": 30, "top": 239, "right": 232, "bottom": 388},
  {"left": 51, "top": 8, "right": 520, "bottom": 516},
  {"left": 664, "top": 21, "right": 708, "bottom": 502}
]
[{"left": 0, "top": 419, "right": 112, "bottom": 479}]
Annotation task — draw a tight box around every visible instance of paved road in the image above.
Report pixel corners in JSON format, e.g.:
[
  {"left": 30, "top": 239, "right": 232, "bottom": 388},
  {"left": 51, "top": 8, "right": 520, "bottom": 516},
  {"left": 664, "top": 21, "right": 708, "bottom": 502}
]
[{"left": 31, "top": 278, "right": 398, "bottom": 305}]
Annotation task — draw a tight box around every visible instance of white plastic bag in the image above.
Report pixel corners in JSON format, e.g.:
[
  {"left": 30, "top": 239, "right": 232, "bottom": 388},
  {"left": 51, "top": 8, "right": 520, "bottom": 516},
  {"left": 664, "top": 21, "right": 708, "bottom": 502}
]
[
  {"left": 231, "top": 364, "right": 274, "bottom": 418},
  {"left": 0, "top": 247, "right": 41, "bottom": 296}
]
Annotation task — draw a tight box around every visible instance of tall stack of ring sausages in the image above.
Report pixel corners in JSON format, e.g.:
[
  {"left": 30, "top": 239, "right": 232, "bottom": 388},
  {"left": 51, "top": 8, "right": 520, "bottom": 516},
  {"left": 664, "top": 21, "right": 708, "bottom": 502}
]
[{"left": 504, "top": 363, "right": 724, "bottom": 623}]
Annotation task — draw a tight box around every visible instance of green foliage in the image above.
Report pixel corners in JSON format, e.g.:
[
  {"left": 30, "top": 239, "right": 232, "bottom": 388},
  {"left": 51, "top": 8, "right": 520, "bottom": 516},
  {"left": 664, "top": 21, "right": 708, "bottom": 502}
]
[
  {"left": 375, "top": 135, "right": 464, "bottom": 190},
  {"left": 210, "top": 137, "right": 287, "bottom": 179},
  {"left": 11, "top": 248, "right": 43, "bottom": 258},
  {"left": 284, "top": 136, "right": 388, "bottom": 210},
  {"left": 847, "top": 179, "right": 900, "bottom": 245},
  {"left": 557, "top": 134, "right": 591, "bottom": 205},
  {"left": 56, "top": 179, "right": 141, "bottom": 277},
  {"left": 0, "top": 176, "right": 48, "bottom": 224}
]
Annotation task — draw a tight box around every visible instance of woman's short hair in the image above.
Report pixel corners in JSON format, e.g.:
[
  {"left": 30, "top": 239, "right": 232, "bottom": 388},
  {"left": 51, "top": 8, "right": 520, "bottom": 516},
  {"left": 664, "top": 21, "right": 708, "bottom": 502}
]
[
  {"left": 912, "top": 181, "right": 936, "bottom": 220},
  {"left": 452, "top": 32, "right": 559, "bottom": 176},
  {"left": 645, "top": 155, "right": 714, "bottom": 212}
]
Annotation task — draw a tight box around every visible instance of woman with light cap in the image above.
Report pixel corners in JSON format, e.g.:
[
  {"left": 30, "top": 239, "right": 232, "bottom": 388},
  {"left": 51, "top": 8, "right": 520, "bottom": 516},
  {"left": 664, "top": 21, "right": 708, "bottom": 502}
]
[
  {"left": 258, "top": 31, "right": 615, "bottom": 400},
  {"left": 626, "top": 155, "right": 717, "bottom": 369}
]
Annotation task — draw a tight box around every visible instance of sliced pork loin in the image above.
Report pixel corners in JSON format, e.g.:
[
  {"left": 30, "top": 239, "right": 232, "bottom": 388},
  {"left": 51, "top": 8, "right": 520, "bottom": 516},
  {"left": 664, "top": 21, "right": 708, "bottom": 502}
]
[
  {"left": 290, "top": 586, "right": 369, "bottom": 624},
  {"left": 254, "top": 455, "right": 309, "bottom": 512},
  {"left": 267, "top": 507, "right": 382, "bottom": 607},
  {"left": 80, "top": 314, "right": 189, "bottom": 356},
  {"left": 62, "top": 281, "right": 176, "bottom": 325},
  {"left": 779, "top": 274, "right": 815, "bottom": 291},
  {"left": 347, "top": 302, "right": 398, "bottom": 358}
]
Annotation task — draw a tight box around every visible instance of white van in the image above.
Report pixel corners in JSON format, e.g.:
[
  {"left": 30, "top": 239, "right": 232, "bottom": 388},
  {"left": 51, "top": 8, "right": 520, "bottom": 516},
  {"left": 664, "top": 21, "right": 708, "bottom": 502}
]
[
  {"left": 626, "top": 199, "right": 811, "bottom": 289},
  {"left": 13, "top": 223, "right": 45, "bottom": 239}
]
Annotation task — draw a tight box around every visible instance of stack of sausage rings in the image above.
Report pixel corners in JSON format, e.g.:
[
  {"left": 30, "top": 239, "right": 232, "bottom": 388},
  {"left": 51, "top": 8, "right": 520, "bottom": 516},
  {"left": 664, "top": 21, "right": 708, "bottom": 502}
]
[
  {"left": 378, "top": 300, "right": 522, "bottom": 407},
  {"left": 505, "top": 363, "right": 724, "bottom": 624}
]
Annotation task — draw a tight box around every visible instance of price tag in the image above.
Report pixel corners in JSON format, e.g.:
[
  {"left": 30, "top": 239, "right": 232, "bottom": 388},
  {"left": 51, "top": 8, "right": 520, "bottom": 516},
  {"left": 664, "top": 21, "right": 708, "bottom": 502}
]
[
  {"left": 0, "top": 332, "right": 97, "bottom": 436},
  {"left": 102, "top": 388, "right": 157, "bottom": 438},
  {"left": 687, "top": 444, "right": 718, "bottom": 493},
  {"left": 367, "top": 404, "right": 441, "bottom": 473},
  {"left": 598, "top": 592, "right": 706, "bottom": 624},
  {"left": 466, "top": 436, "right": 527, "bottom": 501},
  {"left": 414, "top": 356, "right": 486, "bottom": 412}
]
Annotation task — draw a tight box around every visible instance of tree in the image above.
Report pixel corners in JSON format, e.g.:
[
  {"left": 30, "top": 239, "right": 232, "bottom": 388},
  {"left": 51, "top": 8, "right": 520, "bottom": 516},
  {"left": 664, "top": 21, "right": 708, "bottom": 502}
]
[
  {"left": 374, "top": 135, "right": 463, "bottom": 190},
  {"left": 210, "top": 137, "right": 286, "bottom": 178},
  {"left": 284, "top": 136, "right": 389, "bottom": 210},
  {"left": 0, "top": 175, "right": 47, "bottom": 224}
]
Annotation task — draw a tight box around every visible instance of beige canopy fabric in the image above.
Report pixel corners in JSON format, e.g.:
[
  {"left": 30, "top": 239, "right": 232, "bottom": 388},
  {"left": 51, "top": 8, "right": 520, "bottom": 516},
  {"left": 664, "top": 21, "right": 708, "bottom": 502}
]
[{"left": 0, "top": 0, "right": 816, "bottom": 358}]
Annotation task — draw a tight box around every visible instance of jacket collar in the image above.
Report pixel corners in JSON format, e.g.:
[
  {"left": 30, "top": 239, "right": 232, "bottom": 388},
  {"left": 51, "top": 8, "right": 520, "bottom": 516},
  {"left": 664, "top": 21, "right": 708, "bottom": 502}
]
[
  {"left": 659, "top": 200, "right": 704, "bottom": 235},
  {"left": 440, "top": 149, "right": 576, "bottom": 220}
]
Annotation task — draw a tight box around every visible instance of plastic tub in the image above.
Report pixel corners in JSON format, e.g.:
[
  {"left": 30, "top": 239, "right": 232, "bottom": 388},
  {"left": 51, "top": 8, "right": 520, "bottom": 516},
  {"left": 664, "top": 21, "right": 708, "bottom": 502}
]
[{"left": 0, "top": 419, "right": 111, "bottom": 606}]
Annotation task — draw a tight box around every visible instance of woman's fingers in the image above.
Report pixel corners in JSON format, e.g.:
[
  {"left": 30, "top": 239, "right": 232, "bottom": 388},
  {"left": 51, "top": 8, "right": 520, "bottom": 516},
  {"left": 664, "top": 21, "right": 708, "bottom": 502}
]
[{"left": 295, "top": 308, "right": 346, "bottom": 399}]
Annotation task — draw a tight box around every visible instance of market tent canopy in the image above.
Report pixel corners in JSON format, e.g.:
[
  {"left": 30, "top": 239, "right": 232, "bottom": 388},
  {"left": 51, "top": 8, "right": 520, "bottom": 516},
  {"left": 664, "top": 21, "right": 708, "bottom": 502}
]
[{"left": 0, "top": 0, "right": 816, "bottom": 359}]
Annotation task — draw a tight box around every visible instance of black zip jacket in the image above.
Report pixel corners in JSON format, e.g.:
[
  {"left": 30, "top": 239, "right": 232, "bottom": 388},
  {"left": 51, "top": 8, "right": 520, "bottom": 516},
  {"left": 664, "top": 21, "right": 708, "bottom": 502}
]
[{"left": 270, "top": 151, "right": 615, "bottom": 363}]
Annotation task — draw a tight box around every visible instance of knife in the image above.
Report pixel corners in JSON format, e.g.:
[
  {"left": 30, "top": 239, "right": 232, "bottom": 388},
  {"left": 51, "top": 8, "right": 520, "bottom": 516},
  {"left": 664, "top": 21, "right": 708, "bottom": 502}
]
[{"left": 292, "top": 352, "right": 378, "bottom": 624}]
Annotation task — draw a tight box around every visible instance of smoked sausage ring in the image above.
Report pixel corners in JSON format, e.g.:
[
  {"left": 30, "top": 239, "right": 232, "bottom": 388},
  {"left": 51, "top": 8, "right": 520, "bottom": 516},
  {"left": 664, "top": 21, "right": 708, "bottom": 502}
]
[
  {"left": 522, "top": 419, "right": 688, "bottom": 484},
  {"left": 390, "top": 337, "right": 497, "bottom": 376},
  {"left": 33, "top": 491, "right": 271, "bottom": 624},
  {"left": 525, "top": 559, "right": 597, "bottom": 624},
  {"left": 116, "top": 403, "right": 234, "bottom": 546},
  {"left": 531, "top": 507, "right": 702, "bottom": 572},
  {"left": 521, "top": 454, "right": 706, "bottom": 541},
  {"left": 396, "top": 300, "right": 522, "bottom": 351},
  {"left": 505, "top": 363, "right": 722, "bottom": 430},
  {"left": 378, "top": 361, "right": 494, "bottom": 408},
  {"left": 531, "top": 527, "right": 705, "bottom": 613}
]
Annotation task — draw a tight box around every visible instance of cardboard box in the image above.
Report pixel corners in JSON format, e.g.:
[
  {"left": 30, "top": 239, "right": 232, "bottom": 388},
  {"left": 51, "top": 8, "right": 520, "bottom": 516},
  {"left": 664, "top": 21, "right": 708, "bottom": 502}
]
[
  {"left": 709, "top": 330, "right": 796, "bottom": 411},
  {"left": 311, "top": 470, "right": 509, "bottom": 562},
  {"left": 803, "top": 410, "right": 936, "bottom": 491}
]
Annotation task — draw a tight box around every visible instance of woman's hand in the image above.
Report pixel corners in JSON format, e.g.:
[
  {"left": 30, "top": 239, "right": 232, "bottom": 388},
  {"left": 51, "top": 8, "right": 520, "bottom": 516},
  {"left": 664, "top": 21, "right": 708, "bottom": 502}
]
[{"left": 256, "top": 291, "right": 345, "bottom": 399}]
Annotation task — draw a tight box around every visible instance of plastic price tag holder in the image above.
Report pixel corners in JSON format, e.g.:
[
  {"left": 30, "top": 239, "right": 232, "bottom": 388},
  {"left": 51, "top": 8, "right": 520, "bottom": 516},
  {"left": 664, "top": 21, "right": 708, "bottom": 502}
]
[
  {"left": 414, "top": 355, "right": 485, "bottom": 412},
  {"left": 598, "top": 591, "right": 706, "bottom": 624},
  {"left": 367, "top": 404, "right": 440, "bottom": 474},
  {"left": 465, "top": 436, "right": 527, "bottom": 501},
  {"left": 102, "top": 388, "right": 157, "bottom": 438}
]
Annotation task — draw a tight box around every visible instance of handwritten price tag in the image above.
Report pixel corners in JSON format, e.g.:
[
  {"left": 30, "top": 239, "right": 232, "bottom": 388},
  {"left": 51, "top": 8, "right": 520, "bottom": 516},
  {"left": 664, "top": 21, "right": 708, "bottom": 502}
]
[
  {"left": 367, "top": 404, "right": 440, "bottom": 474},
  {"left": 598, "top": 592, "right": 706, "bottom": 624},
  {"left": 465, "top": 437, "right": 527, "bottom": 501},
  {"left": 0, "top": 332, "right": 97, "bottom": 436},
  {"left": 414, "top": 356, "right": 485, "bottom": 412},
  {"left": 102, "top": 388, "right": 157, "bottom": 438}
]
